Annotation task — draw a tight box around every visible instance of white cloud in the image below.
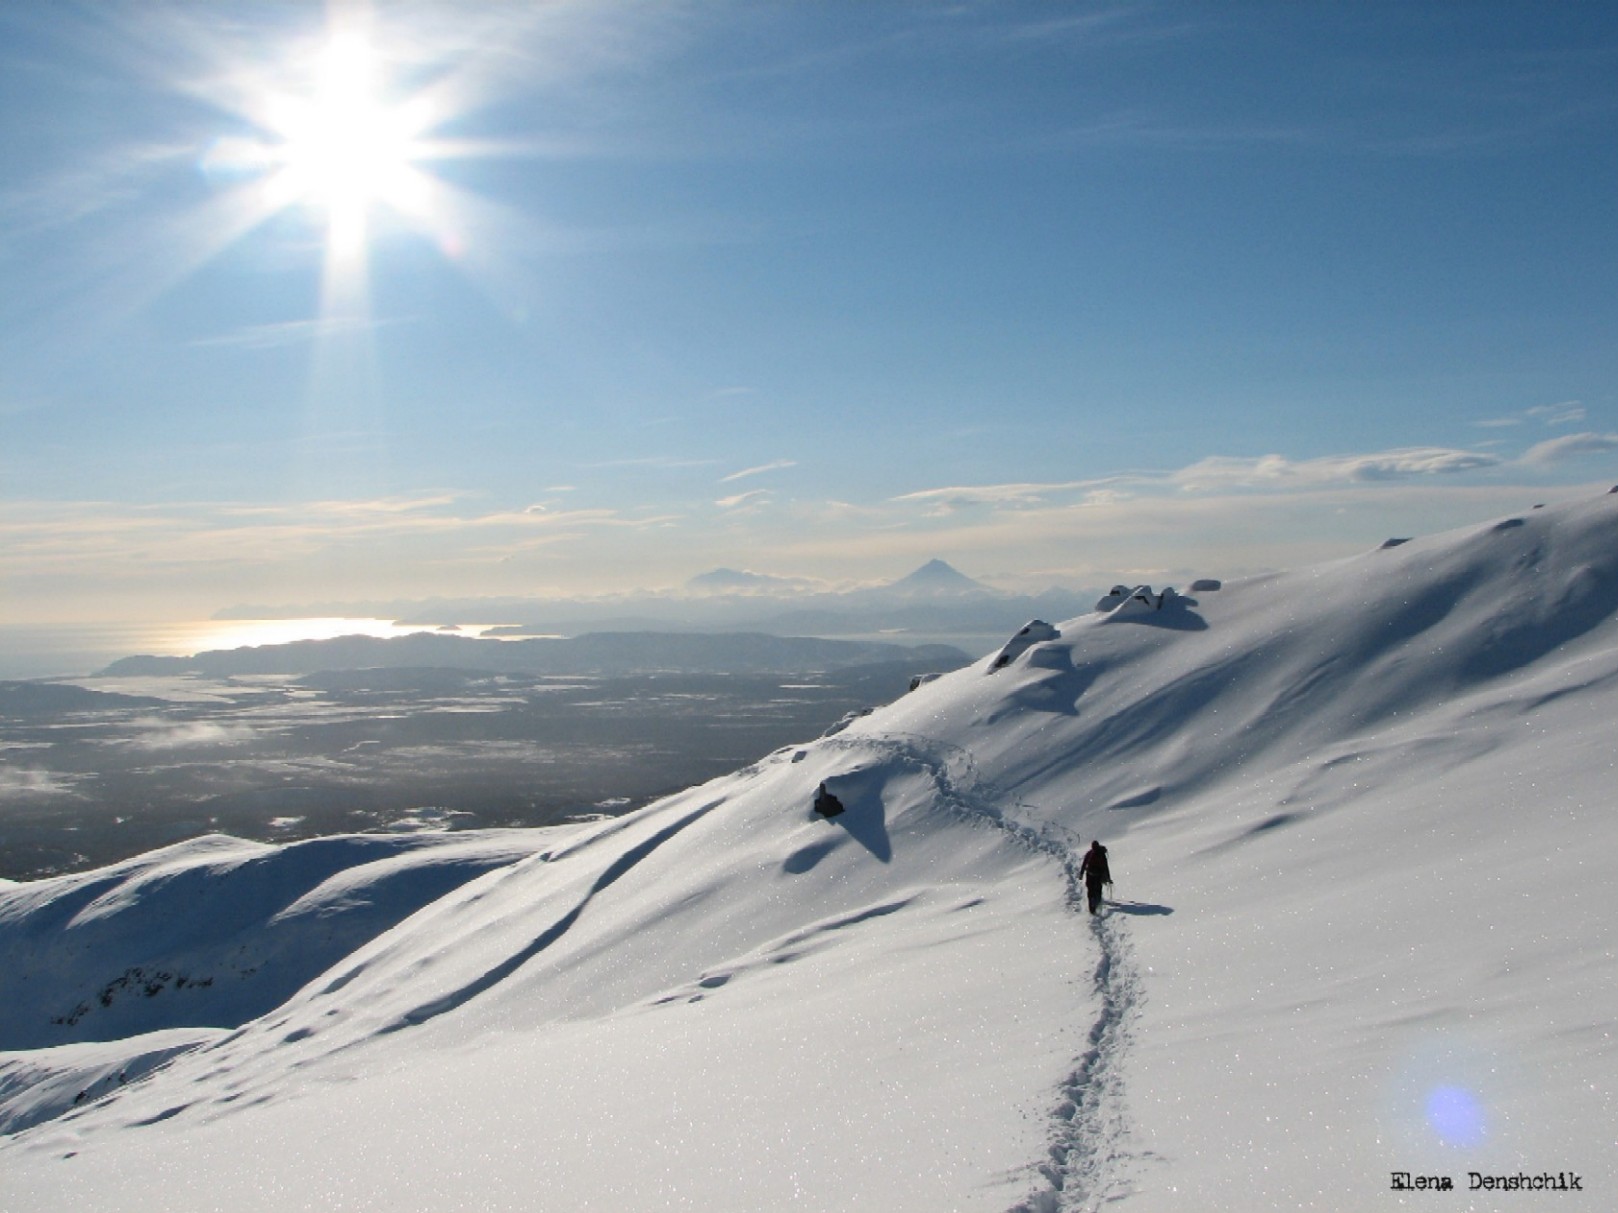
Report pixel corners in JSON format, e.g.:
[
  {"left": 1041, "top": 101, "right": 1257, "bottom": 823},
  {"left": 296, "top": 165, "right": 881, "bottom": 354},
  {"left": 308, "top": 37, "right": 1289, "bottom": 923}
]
[
  {"left": 1526, "top": 401, "right": 1586, "bottom": 426},
  {"left": 1173, "top": 448, "right": 1499, "bottom": 490},
  {"left": 1339, "top": 449, "right": 1503, "bottom": 479},
  {"left": 894, "top": 447, "right": 1502, "bottom": 512},
  {"left": 1478, "top": 401, "right": 1585, "bottom": 429},
  {"left": 891, "top": 479, "right": 1125, "bottom": 514},
  {"left": 716, "top": 489, "right": 772, "bottom": 512},
  {"left": 720, "top": 460, "right": 796, "bottom": 484},
  {"left": 1519, "top": 432, "right": 1618, "bottom": 466},
  {"left": 1082, "top": 488, "right": 1131, "bottom": 508},
  {"left": 0, "top": 495, "right": 685, "bottom": 595}
]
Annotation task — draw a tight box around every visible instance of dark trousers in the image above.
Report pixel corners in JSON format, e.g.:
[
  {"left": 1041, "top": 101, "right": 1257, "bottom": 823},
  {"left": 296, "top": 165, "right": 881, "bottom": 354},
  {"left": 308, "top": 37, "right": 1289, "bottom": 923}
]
[{"left": 1085, "top": 878, "right": 1106, "bottom": 914}]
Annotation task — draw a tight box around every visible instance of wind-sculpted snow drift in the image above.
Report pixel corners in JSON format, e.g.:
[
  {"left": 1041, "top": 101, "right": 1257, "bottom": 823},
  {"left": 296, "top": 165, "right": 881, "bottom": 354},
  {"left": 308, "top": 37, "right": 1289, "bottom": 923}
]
[{"left": 2, "top": 493, "right": 1616, "bottom": 1211}]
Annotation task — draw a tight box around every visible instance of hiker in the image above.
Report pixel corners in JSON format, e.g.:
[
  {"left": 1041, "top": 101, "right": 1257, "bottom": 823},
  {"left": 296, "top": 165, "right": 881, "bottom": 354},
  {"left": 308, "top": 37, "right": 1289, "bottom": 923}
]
[{"left": 1078, "top": 840, "right": 1112, "bottom": 914}]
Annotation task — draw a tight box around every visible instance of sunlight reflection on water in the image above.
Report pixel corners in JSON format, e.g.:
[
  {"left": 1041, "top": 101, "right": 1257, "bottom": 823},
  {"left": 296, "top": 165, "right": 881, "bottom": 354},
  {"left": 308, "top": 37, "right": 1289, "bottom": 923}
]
[
  {"left": 168, "top": 618, "right": 442, "bottom": 654},
  {"left": 0, "top": 618, "right": 498, "bottom": 679}
]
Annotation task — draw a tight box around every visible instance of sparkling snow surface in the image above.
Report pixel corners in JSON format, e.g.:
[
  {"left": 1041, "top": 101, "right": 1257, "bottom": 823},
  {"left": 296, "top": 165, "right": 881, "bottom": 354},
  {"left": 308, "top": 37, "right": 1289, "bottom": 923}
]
[{"left": 3, "top": 494, "right": 1616, "bottom": 1211}]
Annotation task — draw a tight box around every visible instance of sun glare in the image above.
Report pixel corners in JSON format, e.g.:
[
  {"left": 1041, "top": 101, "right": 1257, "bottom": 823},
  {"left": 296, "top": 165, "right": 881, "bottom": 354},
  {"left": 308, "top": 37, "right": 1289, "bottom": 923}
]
[
  {"left": 189, "top": 8, "right": 496, "bottom": 328},
  {"left": 265, "top": 31, "right": 430, "bottom": 259}
]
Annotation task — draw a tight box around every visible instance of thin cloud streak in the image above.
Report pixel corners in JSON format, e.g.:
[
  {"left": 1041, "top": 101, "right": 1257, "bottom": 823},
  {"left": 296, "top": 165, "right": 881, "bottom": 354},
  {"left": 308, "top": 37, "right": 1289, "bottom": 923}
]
[
  {"left": 0, "top": 495, "right": 674, "bottom": 580},
  {"left": 891, "top": 478, "right": 1135, "bottom": 513},
  {"left": 891, "top": 444, "right": 1510, "bottom": 514},
  {"left": 715, "top": 489, "right": 770, "bottom": 512},
  {"left": 720, "top": 460, "right": 796, "bottom": 483},
  {"left": 1527, "top": 401, "right": 1587, "bottom": 426},
  {"left": 1172, "top": 448, "right": 1500, "bottom": 490},
  {"left": 189, "top": 315, "right": 406, "bottom": 350},
  {"left": 1479, "top": 401, "right": 1587, "bottom": 429},
  {"left": 0, "top": 140, "right": 193, "bottom": 241}
]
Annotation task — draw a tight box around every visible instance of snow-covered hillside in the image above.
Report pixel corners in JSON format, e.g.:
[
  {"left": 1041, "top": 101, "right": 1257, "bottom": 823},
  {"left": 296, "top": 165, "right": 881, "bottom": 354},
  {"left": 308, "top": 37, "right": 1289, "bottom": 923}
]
[{"left": 3, "top": 492, "right": 1615, "bottom": 1212}]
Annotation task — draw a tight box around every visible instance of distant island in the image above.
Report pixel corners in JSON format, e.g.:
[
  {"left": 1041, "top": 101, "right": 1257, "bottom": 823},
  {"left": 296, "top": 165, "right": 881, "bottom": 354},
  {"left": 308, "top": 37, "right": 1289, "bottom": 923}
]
[{"left": 99, "top": 630, "right": 973, "bottom": 679}]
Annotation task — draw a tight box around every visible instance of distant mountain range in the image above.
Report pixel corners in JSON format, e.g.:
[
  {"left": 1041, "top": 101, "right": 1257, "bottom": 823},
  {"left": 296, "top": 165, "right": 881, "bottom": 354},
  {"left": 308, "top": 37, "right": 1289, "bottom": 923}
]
[{"left": 214, "top": 560, "right": 1101, "bottom": 647}]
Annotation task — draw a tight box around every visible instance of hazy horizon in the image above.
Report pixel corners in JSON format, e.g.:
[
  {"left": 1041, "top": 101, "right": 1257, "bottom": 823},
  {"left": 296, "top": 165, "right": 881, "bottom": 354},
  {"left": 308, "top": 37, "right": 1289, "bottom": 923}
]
[{"left": 0, "top": 552, "right": 1092, "bottom": 679}]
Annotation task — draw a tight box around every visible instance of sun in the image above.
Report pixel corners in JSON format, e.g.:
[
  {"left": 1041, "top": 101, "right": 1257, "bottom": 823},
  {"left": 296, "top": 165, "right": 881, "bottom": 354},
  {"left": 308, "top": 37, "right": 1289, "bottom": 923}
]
[
  {"left": 190, "top": 7, "right": 494, "bottom": 320},
  {"left": 262, "top": 30, "right": 432, "bottom": 260}
]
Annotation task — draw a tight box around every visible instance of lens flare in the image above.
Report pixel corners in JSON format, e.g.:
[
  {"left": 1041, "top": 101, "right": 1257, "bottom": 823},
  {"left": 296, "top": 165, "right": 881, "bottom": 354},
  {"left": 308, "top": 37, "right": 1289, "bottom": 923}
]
[{"left": 1425, "top": 1084, "right": 1486, "bottom": 1148}]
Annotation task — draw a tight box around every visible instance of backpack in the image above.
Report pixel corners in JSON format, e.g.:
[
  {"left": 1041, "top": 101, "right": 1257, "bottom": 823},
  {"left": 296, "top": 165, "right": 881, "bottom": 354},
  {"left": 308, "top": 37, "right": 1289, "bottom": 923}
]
[{"left": 1084, "top": 845, "right": 1110, "bottom": 883}]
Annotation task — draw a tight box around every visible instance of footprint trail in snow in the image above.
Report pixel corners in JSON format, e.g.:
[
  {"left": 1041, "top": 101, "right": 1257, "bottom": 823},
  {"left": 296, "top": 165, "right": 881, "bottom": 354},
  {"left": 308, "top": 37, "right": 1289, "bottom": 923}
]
[{"left": 827, "top": 732, "right": 1145, "bottom": 1212}]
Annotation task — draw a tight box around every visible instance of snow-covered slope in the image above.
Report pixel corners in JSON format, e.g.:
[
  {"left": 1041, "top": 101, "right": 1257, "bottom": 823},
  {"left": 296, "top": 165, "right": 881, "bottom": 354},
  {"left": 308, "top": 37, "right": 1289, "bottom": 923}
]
[
  {"left": 0, "top": 831, "right": 554, "bottom": 1052},
  {"left": 2, "top": 493, "right": 1615, "bottom": 1212}
]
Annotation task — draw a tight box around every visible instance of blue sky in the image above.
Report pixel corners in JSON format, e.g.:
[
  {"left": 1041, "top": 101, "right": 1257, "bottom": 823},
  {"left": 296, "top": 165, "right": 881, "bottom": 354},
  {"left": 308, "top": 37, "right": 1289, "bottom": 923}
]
[{"left": 3, "top": 0, "right": 1616, "bottom": 625}]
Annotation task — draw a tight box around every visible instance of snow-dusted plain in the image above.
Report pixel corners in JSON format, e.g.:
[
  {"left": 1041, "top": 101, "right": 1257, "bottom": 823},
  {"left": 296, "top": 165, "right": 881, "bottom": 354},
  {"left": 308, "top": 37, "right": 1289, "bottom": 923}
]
[{"left": 3, "top": 492, "right": 1615, "bottom": 1212}]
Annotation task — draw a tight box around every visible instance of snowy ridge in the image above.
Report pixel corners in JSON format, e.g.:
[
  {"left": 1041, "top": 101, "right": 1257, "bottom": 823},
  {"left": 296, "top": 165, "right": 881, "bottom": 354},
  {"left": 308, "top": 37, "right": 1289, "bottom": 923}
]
[
  {"left": 2, "top": 493, "right": 1616, "bottom": 1211},
  {"left": 866, "top": 495, "right": 1618, "bottom": 832}
]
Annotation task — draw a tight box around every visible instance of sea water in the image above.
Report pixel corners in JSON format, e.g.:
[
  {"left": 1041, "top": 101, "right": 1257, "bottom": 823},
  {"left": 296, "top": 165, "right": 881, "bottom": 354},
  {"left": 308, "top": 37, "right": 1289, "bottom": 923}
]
[{"left": 0, "top": 618, "right": 458, "bottom": 679}]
